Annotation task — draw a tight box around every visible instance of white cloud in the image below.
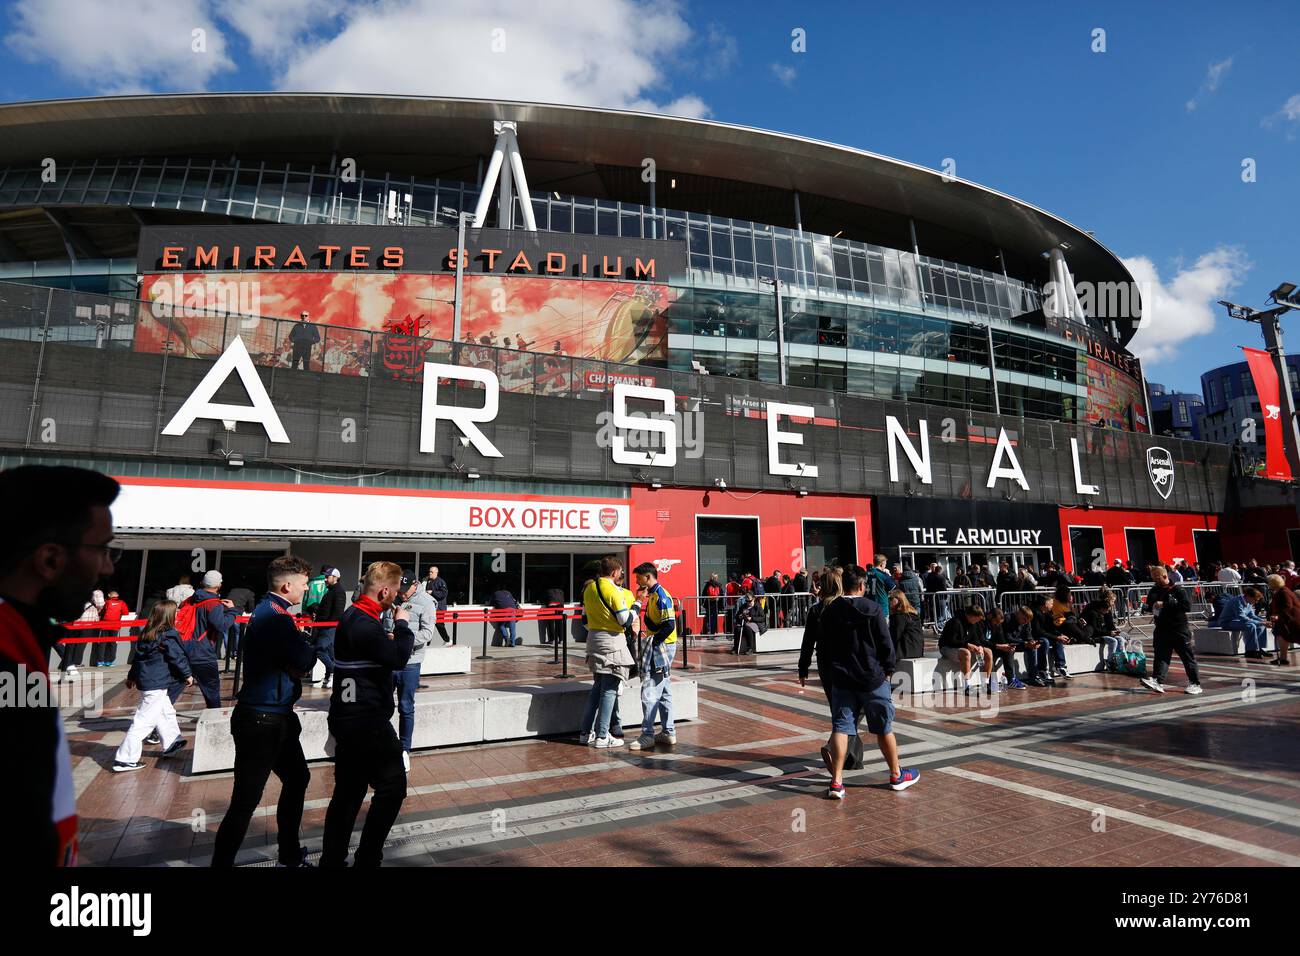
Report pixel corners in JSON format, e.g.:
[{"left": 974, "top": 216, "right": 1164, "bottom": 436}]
[
  {"left": 5, "top": 0, "right": 234, "bottom": 91},
  {"left": 771, "top": 63, "right": 796, "bottom": 87},
  {"left": 221, "top": 0, "right": 339, "bottom": 61},
  {"left": 272, "top": 0, "right": 709, "bottom": 117},
  {"left": 1186, "top": 56, "right": 1232, "bottom": 112},
  {"left": 2, "top": 0, "right": 710, "bottom": 116},
  {"left": 1124, "top": 247, "right": 1252, "bottom": 365},
  {"left": 1262, "top": 92, "right": 1300, "bottom": 136}
]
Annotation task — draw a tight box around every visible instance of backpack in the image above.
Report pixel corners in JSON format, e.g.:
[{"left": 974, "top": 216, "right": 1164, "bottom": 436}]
[
  {"left": 175, "top": 596, "right": 222, "bottom": 642},
  {"left": 1111, "top": 639, "right": 1147, "bottom": 676}
]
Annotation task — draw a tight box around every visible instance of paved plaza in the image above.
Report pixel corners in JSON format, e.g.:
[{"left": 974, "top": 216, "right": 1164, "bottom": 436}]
[{"left": 67, "top": 638, "right": 1300, "bottom": 868}]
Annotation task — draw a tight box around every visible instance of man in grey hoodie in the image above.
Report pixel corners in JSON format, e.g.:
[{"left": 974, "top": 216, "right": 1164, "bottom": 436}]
[{"left": 395, "top": 576, "right": 436, "bottom": 772}]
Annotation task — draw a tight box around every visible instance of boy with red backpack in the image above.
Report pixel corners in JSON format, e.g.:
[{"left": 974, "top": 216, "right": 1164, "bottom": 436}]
[{"left": 170, "top": 569, "right": 237, "bottom": 708}]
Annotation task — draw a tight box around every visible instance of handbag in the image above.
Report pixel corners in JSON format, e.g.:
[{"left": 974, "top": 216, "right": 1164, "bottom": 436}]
[{"left": 1111, "top": 639, "right": 1147, "bottom": 677}]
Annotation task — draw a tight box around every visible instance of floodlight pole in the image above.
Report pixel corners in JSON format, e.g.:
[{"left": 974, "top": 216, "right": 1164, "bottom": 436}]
[{"left": 1257, "top": 307, "right": 1300, "bottom": 478}]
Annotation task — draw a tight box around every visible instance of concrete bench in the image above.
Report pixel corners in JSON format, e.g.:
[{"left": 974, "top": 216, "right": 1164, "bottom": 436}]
[
  {"left": 311, "top": 644, "right": 471, "bottom": 682},
  {"left": 752, "top": 628, "right": 803, "bottom": 652},
  {"left": 191, "top": 676, "right": 698, "bottom": 773},
  {"left": 1192, "top": 627, "right": 1275, "bottom": 656},
  {"left": 892, "top": 641, "right": 1103, "bottom": 695}
]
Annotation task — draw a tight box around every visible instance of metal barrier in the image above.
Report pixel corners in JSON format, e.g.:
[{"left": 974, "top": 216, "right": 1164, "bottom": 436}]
[
  {"left": 678, "top": 592, "right": 815, "bottom": 640},
  {"left": 918, "top": 588, "right": 995, "bottom": 630}
]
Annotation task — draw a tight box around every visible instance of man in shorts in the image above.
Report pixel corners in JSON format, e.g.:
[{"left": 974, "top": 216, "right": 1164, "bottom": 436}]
[{"left": 815, "top": 565, "right": 920, "bottom": 799}]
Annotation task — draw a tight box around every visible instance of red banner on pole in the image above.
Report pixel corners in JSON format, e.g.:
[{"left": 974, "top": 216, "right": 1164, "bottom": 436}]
[{"left": 1243, "top": 347, "right": 1292, "bottom": 480}]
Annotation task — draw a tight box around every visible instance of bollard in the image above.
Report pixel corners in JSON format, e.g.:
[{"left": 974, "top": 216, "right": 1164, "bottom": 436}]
[
  {"left": 477, "top": 614, "right": 491, "bottom": 661},
  {"left": 556, "top": 609, "right": 574, "bottom": 679}
]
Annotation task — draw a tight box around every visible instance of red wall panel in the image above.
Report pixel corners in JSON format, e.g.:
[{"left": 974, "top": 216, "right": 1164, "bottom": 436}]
[
  {"left": 1057, "top": 507, "right": 1218, "bottom": 574},
  {"left": 627, "top": 488, "right": 873, "bottom": 631},
  {"left": 1218, "top": 505, "right": 1299, "bottom": 565}
]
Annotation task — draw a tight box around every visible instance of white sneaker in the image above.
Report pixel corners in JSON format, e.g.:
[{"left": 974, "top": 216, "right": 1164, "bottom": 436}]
[
  {"left": 402, "top": 750, "right": 411, "bottom": 773},
  {"left": 628, "top": 734, "right": 656, "bottom": 751},
  {"left": 1140, "top": 676, "right": 1165, "bottom": 694},
  {"left": 580, "top": 732, "right": 595, "bottom": 745},
  {"left": 322, "top": 677, "right": 333, "bottom": 690},
  {"left": 594, "top": 735, "right": 624, "bottom": 749},
  {"left": 1185, "top": 684, "right": 1204, "bottom": 696},
  {"left": 66, "top": 665, "right": 78, "bottom": 678}
]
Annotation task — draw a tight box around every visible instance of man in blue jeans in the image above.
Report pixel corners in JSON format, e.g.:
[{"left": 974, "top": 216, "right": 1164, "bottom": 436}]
[
  {"left": 806, "top": 565, "right": 919, "bottom": 798},
  {"left": 489, "top": 584, "right": 520, "bottom": 646},
  {"left": 395, "top": 577, "right": 435, "bottom": 773},
  {"left": 629, "top": 562, "right": 677, "bottom": 751}
]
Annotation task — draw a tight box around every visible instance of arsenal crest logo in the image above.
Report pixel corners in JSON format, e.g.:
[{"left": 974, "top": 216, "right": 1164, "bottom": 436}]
[
  {"left": 1146, "top": 447, "right": 1174, "bottom": 500},
  {"left": 599, "top": 508, "right": 619, "bottom": 532}
]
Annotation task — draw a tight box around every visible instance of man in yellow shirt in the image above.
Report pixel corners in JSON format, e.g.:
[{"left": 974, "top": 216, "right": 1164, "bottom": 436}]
[{"left": 630, "top": 562, "right": 677, "bottom": 751}]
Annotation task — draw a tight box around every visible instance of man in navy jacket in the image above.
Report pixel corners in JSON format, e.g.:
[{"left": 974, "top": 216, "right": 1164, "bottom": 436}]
[
  {"left": 321, "top": 560, "right": 414, "bottom": 867},
  {"left": 172, "top": 569, "right": 237, "bottom": 708},
  {"left": 211, "top": 555, "right": 316, "bottom": 867}
]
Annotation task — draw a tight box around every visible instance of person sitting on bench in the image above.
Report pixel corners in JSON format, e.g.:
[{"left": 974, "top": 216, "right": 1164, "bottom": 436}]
[
  {"left": 1209, "top": 586, "right": 1272, "bottom": 660},
  {"left": 1082, "top": 585, "right": 1123, "bottom": 672},
  {"left": 938, "top": 604, "right": 993, "bottom": 695},
  {"left": 986, "top": 607, "right": 1027, "bottom": 689}
]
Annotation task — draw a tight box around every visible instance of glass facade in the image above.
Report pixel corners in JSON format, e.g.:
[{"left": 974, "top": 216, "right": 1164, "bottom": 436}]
[{"left": 0, "top": 155, "right": 1137, "bottom": 427}]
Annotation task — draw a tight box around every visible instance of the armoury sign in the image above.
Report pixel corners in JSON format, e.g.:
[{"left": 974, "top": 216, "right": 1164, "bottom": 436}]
[
  {"left": 159, "top": 336, "right": 1177, "bottom": 499},
  {"left": 138, "top": 224, "right": 687, "bottom": 281}
]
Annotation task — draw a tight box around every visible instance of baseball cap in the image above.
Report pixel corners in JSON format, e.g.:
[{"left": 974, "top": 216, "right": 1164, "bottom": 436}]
[
  {"left": 324, "top": 567, "right": 341, "bottom": 578},
  {"left": 400, "top": 575, "right": 416, "bottom": 592}
]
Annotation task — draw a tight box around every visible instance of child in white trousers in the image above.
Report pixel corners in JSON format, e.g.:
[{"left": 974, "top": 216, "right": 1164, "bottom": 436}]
[{"left": 113, "top": 600, "right": 193, "bottom": 772}]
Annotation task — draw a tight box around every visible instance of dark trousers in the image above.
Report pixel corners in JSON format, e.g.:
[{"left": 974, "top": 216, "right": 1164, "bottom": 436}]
[
  {"left": 434, "top": 619, "right": 452, "bottom": 644},
  {"left": 222, "top": 623, "right": 240, "bottom": 670},
  {"left": 701, "top": 599, "right": 720, "bottom": 635},
  {"left": 314, "top": 627, "right": 336, "bottom": 680},
  {"left": 1153, "top": 631, "right": 1201, "bottom": 686},
  {"left": 211, "top": 708, "right": 310, "bottom": 867},
  {"left": 992, "top": 647, "right": 1017, "bottom": 679},
  {"left": 169, "top": 660, "right": 222, "bottom": 708},
  {"left": 540, "top": 614, "right": 563, "bottom": 645},
  {"left": 89, "top": 632, "right": 118, "bottom": 665},
  {"left": 58, "top": 640, "right": 85, "bottom": 670},
  {"left": 321, "top": 721, "right": 407, "bottom": 867},
  {"left": 291, "top": 343, "right": 312, "bottom": 370}
]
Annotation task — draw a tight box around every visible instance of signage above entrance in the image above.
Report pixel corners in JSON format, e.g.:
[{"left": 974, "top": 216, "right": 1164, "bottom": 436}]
[{"left": 137, "top": 224, "right": 687, "bottom": 281}]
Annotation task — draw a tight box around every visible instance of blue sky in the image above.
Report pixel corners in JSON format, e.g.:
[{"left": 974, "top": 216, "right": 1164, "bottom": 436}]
[{"left": 1, "top": 0, "right": 1297, "bottom": 395}]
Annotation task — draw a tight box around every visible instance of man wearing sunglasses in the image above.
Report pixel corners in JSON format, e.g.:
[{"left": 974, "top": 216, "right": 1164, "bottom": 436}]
[{"left": 0, "top": 465, "right": 120, "bottom": 867}]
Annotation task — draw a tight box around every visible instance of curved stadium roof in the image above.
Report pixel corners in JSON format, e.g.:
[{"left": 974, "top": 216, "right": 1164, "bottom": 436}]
[{"left": 0, "top": 93, "right": 1140, "bottom": 344}]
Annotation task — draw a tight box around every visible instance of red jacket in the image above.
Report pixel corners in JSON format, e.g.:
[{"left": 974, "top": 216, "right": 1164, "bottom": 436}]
[{"left": 101, "top": 598, "right": 129, "bottom": 622}]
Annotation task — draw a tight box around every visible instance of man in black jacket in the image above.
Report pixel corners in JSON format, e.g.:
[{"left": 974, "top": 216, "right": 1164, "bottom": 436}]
[
  {"left": 0, "top": 465, "right": 119, "bottom": 867},
  {"left": 211, "top": 555, "right": 316, "bottom": 867},
  {"left": 424, "top": 565, "right": 453, "bottom": 645},
  {"left": 1141, "top": 565, "right": 1202, "bottom": 695},
  {"left": 320, "top": 561, "right": 414, "bottom": 867},
  {"left": 812, "top": 565, "right": 919, "bottom": 799},
  {"left": 1105, "top": 559, "right": 1134, "bottom": 587},
  {"left": 311, "top": 567, "right": 346, "bottom": 689}
]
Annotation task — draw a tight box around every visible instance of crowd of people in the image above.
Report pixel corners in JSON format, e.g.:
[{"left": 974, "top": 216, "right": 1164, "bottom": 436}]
[{"left": 7, "top": 460, "right": 1299, "bottom": 865}]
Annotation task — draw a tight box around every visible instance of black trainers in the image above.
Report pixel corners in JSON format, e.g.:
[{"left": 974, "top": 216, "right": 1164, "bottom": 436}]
[
  {"left": 143, "top": 731, "right": 162, "bottom": 745},
  {"left": 276, "top": 847, "right": 314, "bottom": 868},
  {"left": 112, "top": 761, "right": 144, "bottom": 773},
  {"left": 161, "top": 738, "right": 188, "bottom": 757}
]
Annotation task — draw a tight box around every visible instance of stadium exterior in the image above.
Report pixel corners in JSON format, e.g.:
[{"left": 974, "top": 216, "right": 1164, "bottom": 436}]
[{"left": 0, "top": 93, "right": 1270, "bottom": 626}]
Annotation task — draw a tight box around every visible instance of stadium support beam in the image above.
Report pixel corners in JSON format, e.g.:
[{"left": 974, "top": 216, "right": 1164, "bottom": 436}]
[
  {"left": 471, "top": 121, "right": 538, "bottom": 232},
  {"left": 41, "top": 207, "right": 102, "bottom": 262}
]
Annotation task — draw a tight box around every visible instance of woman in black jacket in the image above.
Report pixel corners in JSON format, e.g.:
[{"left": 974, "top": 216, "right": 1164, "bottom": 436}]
[
  {"left": 888, "top": 591, "right": 924, "bottom": 659},
  {"left": 112, "top": 601, "right": 192, "bottom": 772}
]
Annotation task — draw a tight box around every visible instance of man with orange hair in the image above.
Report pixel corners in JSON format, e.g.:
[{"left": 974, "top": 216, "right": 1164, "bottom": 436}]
[{"left": 320, "top": 561, "right": 414, "bottom": 867}]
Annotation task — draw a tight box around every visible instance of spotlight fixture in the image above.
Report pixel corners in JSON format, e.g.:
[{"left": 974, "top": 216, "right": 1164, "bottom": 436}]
[
  {"left": 796, "top": 486, "right": 809, "bottom": 498},
  {"left": 714, "top": 478, "right": 727, "bottom": 490},
  {"left": 650, "top": 479, "right": 663, "bottom": 490},
  {"left": 225, "top": 453, "right": 244, "bottom": 470}
]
